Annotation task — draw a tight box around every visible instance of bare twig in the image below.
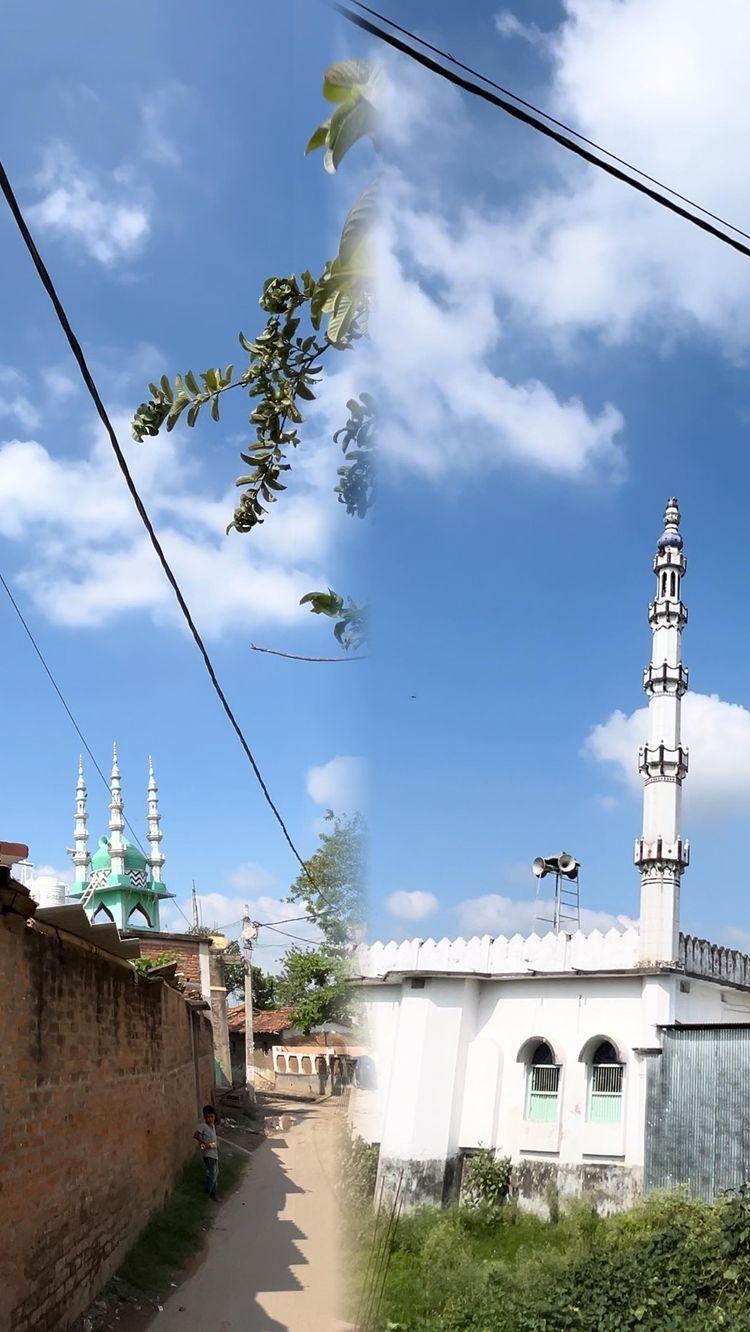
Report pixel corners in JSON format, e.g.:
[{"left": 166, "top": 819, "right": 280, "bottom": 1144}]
[{"left": 250, "top": 643, "right": 368, "bottom": 663}]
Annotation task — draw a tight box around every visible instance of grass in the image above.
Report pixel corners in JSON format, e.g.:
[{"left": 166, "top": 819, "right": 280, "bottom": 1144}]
[
  {"left": 116, "top": 1148, "right": 246, "bottom": 1295},
  {"left": 351, "top": 1191, "right": 750, "bottom": 1332}
]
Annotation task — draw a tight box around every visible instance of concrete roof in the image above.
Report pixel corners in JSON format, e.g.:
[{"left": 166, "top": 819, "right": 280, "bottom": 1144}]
[{"left": 33, "top": 904, "right": 142, "bottom": 961}]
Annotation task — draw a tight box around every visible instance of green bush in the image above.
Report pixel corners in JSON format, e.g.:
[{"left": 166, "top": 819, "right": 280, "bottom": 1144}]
[
  {"left": 369, "top": 1188, "right": 750, "bottom": 1332},
  {"left": 461, "top": 1149, "right": 512, "bottom": 1216}
]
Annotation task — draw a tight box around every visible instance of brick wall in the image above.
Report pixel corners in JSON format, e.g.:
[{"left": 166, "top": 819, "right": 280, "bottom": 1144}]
[
  {"left": 0, "top": 911, "right": 215, "bottom": 1332},
  {"left": 135, "top": 933, "right": 203, "bottom": 984}
]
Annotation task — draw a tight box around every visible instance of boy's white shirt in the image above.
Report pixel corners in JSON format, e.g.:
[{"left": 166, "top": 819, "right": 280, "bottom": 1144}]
[{"left": 196, "top": 1120, "right": 218, "bottom": 1159}]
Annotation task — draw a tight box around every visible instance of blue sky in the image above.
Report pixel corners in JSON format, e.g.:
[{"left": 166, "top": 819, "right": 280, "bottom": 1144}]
[
  {"left": 5, "top": 1, "right": 750, "bottom": 963},
  {"left": 0, "top": 0, "right": 369, "bottom": 966},
  {"left": 366, "top": 0, "right": 750, "bottom": 950}
]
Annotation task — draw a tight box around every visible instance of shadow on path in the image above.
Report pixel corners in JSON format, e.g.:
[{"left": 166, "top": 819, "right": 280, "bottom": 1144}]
[{"left": 151, "top": 1095, "right": 341, "bottom": 1332}]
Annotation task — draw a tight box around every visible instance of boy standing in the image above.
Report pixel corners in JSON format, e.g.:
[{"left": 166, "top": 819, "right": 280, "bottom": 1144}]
[{"left": 194, "top": 1104, "right": 219, "bottom": 1200}]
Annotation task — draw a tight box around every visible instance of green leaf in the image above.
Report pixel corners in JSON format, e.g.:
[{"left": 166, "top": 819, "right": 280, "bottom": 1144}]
[
  {"left": 296, "top": 381, "right": 317, "bottom": 401},
  {"left": 185, "top": 369, "right": 200, "bottom": 395},
  {"left": 305, "top": 120, "right": 330, "bottom": 154},
  {"left": 326, "top": 95, "right": 376, "bottom": 173},
  {"left": 322, "top": 59, "right": 373, "bottom": 102},
  {"left": 160, "top": 374, "right": 173, "bottom": 402},
  {"left": 211, "top": 395, "right": 220, "bottom": 422}
]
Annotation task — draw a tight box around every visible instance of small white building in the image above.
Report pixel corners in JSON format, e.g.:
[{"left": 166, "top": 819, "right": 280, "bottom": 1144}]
[{"left": 354, "top": 499, "right": 750, "bottom": 1212}]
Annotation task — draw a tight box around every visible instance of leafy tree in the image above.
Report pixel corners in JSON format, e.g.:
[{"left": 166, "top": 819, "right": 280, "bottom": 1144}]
[
  {"left": 276, "top": 948, "right": 351, "bottom": 1033},
  {"left": 277, "top": 811, "right": 365, "bottom": 1032},
  {"left": 130, "top": 60, "right": 377, "bottom": 649},
  {"left": 288, "top": 811, "right": 365, "bottom": 947}
]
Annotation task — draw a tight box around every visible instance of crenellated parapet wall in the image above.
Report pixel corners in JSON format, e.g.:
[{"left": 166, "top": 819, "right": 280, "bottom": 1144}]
[
  {"left": 355, "top": 927, "right": 641, "bottom": 980},
  {"left": 680, "top": 933, "right": 750, "bottom": 989}
]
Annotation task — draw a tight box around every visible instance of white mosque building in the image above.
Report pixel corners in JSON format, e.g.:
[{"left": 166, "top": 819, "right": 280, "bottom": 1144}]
[{"left": 353, "top": 499, "right": 750, "bottom": 1212}]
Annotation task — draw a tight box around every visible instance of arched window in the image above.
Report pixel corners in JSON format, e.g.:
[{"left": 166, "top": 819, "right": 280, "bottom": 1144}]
[
  {"left": 92, "top": 903, "right": 115, "bottom": 924},
  {"left": 276, "top": 1054, "right": 287, "bottom": 1073},
  {"left": 526, "top": 1041, "right": 560, "bottom": 1123},
  {"left": 661, "top": 571, "right": 667, "bottom": 597},
  {"left": 301, "top": 1056, "right": 312, "bottom": 1074},
  {"left": 670, "top": 570, "right": 676, "bottom": 598},
  {"left": 588, "top": 1040, "right": 623, "bottom": 1123},
  {"left": 287, "top": 1055, "right": 299, "bottom": 1074},
  {"left": 127, "top": 903, "right": 152, "bottom": 928}
]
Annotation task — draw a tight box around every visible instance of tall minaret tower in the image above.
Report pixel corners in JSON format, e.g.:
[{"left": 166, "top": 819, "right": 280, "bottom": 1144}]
[
  {"left": 635, "top": 497, "right": 690, "bottom": 963},
  {"left": 71, "top": 755, "right": 90, "bottom": 894},
  {"left": 108, "top": 742, "right": 127, "bottom": 882},
  {"left": 146, "top": 756, "right": 165, "bottom": 886}
]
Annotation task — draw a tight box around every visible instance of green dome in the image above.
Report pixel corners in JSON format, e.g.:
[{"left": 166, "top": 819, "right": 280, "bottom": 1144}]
[{"left": 91, "top": 836, "right": 149, "bottom": 873}]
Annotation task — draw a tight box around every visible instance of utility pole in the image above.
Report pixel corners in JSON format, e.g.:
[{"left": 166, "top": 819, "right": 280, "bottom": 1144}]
[
  {"left": 191, "top": 881, "right": 199, "bottom": 931},
  {"left": 241, "top": 906, "right": 259, "bottom": 1106}
]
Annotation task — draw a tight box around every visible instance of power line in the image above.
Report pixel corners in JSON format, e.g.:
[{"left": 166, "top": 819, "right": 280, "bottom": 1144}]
[
  {"left": 0, "top": 158, "right": 318, "bottom": 894},
  {"left": 0, "top": 568, "right": 197, "bottom": 932},
  {"left": 331, "top": 1, "right": 750, "bottom": 263},
  {"left": 345, "top": 0, "right": 750, "bottom": 247},
  {"left": 260, "top": 922, "right": 320, "bottom": 945}
]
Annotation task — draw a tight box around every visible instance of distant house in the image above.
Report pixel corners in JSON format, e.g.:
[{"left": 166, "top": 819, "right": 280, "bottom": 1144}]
[{"left": 226, "top": 1004, "right": 363, "bottom": 1095}]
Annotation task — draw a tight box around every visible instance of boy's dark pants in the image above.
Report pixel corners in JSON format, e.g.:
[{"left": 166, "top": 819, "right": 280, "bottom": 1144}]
[{"left": 203, "top": 1155, "right": 219, "bottom": 1199}]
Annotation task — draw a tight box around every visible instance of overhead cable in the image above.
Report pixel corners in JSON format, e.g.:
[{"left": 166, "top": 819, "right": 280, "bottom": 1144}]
[{"left": 331, "top": 0, "right": 750, "bottom": 261}]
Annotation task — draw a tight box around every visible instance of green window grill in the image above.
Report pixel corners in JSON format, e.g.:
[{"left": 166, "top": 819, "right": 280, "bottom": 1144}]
[
  {"left": 526, "top": 1043, "right": 560, "bottom": 1122},
  {"left": 588, "top": 1042, "right": 623, "bottom": 1122}
]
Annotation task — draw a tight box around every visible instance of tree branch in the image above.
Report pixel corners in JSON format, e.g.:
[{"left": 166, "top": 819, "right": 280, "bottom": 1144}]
[{"left": 250, "top": 642, "right": 368, "bottom": 662}]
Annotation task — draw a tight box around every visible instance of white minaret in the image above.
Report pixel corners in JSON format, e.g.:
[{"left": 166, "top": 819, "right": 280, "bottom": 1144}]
[
  {"left": 635, "top": 497, "right": 690, "bottom": 963},
  {"left": 71, "top": 755, "right": 89, "bottom": 889},
  {"left": 109, "top": 742, "right": 127, "bottom": 880},
  {"left": 146, "top": 756, "right": 165, "bottom": 885}
]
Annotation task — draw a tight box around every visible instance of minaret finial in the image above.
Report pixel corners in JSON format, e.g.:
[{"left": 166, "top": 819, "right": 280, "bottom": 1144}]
[
  {"left": 635, "top": 498, "right": 690, "bottom": 962},
  {"left": 70, "top": 755, "right": 89, "bottom": 891},
  {"left": 108, "top": 741, "right": 126, "bottom": 880},
  {"left": 146, "top": 755, "right": 165, "bottom": 886}
]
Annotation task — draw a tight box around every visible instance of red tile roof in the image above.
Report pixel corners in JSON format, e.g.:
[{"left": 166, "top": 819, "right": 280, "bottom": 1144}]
[{"left": 227, "top": 1005, "right": 295, "bottom": 1035}]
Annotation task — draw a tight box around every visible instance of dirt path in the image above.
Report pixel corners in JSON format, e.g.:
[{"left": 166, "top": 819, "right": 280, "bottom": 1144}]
[{"left": 151, "top": 1095, "right": 347, "bottom": 1332}]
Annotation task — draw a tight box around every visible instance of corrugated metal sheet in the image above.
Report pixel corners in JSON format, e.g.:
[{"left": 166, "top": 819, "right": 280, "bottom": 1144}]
[{"left": 646, "top": 1026, "right": 750, "bottom": 1199}]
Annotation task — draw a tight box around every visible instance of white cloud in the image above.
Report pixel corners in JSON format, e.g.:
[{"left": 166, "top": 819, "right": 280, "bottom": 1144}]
[
  {"left": 387, "top": 890, "right": 438, "bottom": 921},
  {"left": 27, "top": 142, "right": 150, "bottom": 266},
  {"left": 227, "top": 862, "right": 279, "bottom": 895},
  {"left": 140, "top": 84, "right": 186, "bottom": 167},
  {"left": 43, "top": 367, "right": 78, "bottom": 402},
  {"left": 456, "top": 891, "right": 636, "bottom": 937},
  {"left": 0, "top": 410, "right": 337, "bottom": 637},
  {"left": 586, "top": 691, "right": 750, "bottom": 821},
  {"left": 495, "top": 10, "right": 551, "bottom": 48},
  {"left": 306, "top": 755, "right": 367, "bottom": 812},
  {"left": 371, "top": 188, "right": 625, "bottom": 484},
  {"left": 481, "top": 0, "right": 750, "bottom": 353}
]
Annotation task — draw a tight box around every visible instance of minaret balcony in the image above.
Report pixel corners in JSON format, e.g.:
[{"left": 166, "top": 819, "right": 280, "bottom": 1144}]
[
  {"left": 638, "top": 743, "right": 689, "bottom": 781},
  {"left": 648, "top": 599, "right": 688, "bottom": 630},
  {"left": 642, "top": 662, "right": 689, "bottom": 698},
  {"left": 634, "top": 836, "right": 690, "bottom": 872},
  {"left": 653, "top": 549, "right": 687, "bottom": 576}
]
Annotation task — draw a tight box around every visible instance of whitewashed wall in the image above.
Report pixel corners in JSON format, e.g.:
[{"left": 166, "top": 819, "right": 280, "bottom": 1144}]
[{"left": 353, "top": 931, "right": 750, "bottom": 1209}]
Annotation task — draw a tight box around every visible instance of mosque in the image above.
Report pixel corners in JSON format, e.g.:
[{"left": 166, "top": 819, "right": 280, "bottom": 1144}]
[
  {"left": 67, "top": 745, "right": 173, "bottom": 931},
  {"left": 353, "top": 499, "right": 750, "bottom": 1213}
]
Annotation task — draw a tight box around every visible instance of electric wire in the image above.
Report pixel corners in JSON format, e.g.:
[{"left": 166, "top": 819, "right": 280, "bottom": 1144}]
[
  {"left": 331, "top": 1, "right": 750, "bottom": 262},
  {"left": 0, "top": 157, "right": 321, "bottom": 898},
  {"left": 346, "top": 0, "right": 750, "bottom": 247}
]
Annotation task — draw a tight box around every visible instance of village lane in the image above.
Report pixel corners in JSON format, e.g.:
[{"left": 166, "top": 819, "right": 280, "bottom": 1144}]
[{"left": 151, "top": 1095, "right": 348, "bottom": 1332}]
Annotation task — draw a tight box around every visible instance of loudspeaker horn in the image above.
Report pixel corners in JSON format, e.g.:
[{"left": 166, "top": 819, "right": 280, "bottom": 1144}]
[
  {"left": 558, "top": 852, "right": 578, "bottom": 877},
  {"left": 532, "top": 857, "right": 548, "bottom": 878}
]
